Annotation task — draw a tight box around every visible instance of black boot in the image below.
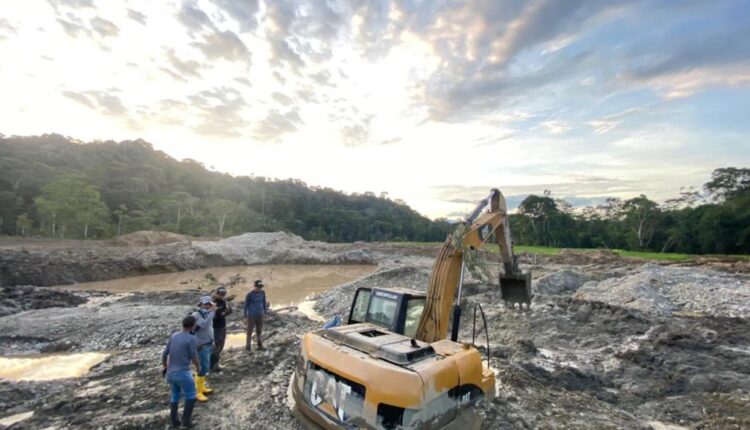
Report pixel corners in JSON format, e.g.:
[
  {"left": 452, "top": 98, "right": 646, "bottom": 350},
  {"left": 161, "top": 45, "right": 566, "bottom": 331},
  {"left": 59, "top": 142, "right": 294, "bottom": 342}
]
[
  {"left": 181, "top": 398, "right": 196, "bottom": 429},
  {"left": 170, "top": 402, "right": 181, "bottom": 428}
]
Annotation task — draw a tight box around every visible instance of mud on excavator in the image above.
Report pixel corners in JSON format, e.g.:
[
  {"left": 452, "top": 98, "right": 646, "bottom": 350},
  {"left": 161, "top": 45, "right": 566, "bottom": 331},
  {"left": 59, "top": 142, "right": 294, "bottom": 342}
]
[{"left": 290, "top": 189, "right": 532, "bottom": 429}]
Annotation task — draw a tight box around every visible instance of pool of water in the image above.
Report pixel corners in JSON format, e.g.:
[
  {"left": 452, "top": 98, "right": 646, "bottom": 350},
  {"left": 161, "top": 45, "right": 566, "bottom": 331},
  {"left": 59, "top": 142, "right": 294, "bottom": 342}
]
[
  {"left": 62, "top": 264, "right": 376, "bottom": 308},
  {"left": 0, "top": 352, "right": 109, "bottom": 382}
]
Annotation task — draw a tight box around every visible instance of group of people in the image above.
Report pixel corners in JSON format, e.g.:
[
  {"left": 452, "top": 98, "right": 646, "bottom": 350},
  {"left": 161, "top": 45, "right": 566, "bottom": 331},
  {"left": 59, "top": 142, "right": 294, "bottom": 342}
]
[{"left": 161, "top": 279, "right": 269, "bottom": 428}]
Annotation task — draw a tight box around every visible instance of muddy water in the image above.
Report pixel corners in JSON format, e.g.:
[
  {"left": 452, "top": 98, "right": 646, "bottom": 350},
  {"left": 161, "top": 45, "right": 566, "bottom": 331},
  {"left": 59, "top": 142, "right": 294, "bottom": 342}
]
[
  {"left": 62, "top": 264, "right": 376, "bottom": 308},
  {"left": 0, "top": 352, "right": 109, "bottom": 381}
]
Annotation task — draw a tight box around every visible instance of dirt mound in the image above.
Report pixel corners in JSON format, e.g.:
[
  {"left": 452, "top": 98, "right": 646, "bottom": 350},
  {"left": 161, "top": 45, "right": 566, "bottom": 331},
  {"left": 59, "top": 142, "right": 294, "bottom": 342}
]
[
  {"left": 194, "top": 232, "right": 375, "bottom": 265},
  {"left": 533, "top": 270, "right": 588, "bottom": 296},
  {"left": 115, "top": 231, "right": 192, "bottom": 247},
  {"left": 555, "top": 248, "right": 622, "bottom": 265},
  {"left": 574, "top": 264, "right": 750, "bottom": 318}
]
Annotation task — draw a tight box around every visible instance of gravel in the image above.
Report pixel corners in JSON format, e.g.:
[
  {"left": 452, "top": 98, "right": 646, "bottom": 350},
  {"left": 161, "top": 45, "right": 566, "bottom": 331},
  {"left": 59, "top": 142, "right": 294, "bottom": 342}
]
[{"left": 575, "top": 264, "right": 750, "bottom": 318}]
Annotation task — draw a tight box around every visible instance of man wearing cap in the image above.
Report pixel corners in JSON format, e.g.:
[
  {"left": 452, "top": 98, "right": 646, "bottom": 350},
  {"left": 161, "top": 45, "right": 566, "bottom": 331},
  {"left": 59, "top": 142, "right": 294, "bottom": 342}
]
[
  {"left": 244, "top": 279, "right": 268, "bottom": 352},
  {"left": 210, "top": 287, "right": 232, "bottom": 372},
  {"left": 162, "top": 315, "right": 200, "bottom": 428},
  {"left": 191, "top": 295, "right": 216, "bottom": 401}
]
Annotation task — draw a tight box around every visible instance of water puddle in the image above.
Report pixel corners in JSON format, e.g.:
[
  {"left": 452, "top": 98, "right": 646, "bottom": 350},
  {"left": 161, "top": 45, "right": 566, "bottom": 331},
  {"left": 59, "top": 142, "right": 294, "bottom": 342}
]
[
  {"left": 62, "top": 264, "right": 376, "bottom": 308},
  {"left": 0, "top": 352, "right": 109, "bottom": 382}
]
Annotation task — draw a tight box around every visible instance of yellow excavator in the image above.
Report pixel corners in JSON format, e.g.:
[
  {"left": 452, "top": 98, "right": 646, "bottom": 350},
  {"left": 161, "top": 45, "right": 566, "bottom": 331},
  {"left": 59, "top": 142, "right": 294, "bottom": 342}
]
[{"left": 291, "top": 189, "right": 532, "bottom": 429}]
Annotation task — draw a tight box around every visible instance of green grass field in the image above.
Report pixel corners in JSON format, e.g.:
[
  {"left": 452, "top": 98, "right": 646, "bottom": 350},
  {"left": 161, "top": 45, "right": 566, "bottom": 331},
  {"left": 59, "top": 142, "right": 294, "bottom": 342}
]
[{"left": 385, "top": 242, "right": 749, "bottom": 262}]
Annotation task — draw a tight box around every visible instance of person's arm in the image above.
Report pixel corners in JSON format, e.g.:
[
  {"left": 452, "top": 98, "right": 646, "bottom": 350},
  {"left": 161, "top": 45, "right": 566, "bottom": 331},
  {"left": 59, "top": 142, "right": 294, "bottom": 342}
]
[
  {"left": 263, "top": 291, "right": 268, "bottom": 315},
  {"left": 162, "top": 336, "right": 171, "bottom": 372},
  {"left": 189, "top": 339, "right": 200, "bottom": 372},
  {"left": 225, "top": 301, "right": 233, "bottom": 317},
  {"left": 193, "top": 311, "right": 211, "bottom": 330},
  {"left": 244, "top": 293, "right": 251, "bottom": 318}
]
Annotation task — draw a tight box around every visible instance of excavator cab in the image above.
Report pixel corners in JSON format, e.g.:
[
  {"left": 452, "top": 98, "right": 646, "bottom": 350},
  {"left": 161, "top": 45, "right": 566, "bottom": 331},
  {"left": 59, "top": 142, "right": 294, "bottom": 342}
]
[{"left": 348, "top": 287, "right": 427, "bottom": 338}]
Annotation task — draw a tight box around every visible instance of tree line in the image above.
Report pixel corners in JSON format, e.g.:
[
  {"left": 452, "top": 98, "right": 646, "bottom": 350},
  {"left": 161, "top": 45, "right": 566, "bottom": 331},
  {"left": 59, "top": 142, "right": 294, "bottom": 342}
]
[
  {"left": 1, "top": 135, "right": 747, "bottom": 255},
  {"left": 508, "top": 167, "right": 750, "bottom": 255},
  {"left": 0, "top": 135, "right": 452, "bottom": 242}
]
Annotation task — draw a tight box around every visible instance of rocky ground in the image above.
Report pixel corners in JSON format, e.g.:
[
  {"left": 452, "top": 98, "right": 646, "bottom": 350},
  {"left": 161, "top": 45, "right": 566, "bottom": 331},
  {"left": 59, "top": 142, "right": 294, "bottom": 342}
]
[{"left": 0, "top": 233, "right": 749, "bottom": 429}]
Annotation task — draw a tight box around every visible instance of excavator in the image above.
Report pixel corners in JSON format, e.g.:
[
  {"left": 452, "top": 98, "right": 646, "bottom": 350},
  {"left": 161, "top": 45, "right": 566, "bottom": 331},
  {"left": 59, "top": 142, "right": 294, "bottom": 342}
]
[{"left": 290, "top": 189, "right": 532, "bottom": 429}]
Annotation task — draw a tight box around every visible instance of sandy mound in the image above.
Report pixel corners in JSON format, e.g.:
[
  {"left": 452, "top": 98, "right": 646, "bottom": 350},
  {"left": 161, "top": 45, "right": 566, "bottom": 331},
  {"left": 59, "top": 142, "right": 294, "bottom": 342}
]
[
  {"left": 574, "top": 264, "right": 750, "bottom": 318},
  {"left": 115, "top": 231, "right": 192, "bottom": 247}
]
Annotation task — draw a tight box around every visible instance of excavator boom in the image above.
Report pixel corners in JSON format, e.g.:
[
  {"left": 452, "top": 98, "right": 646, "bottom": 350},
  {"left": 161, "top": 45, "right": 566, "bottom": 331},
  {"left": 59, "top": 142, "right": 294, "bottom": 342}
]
[{"left": 415, "top": 189, "right": 531, "bottom": 343}]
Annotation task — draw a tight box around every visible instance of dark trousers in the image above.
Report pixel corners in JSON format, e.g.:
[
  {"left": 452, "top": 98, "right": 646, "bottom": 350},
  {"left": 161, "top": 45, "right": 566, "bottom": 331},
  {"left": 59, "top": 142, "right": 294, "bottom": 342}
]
[
  {"left": 211, "top": 327, "right": 226, "bottom": 370},
  {"left": 246, "top": 315, "right": 264, "bottom": 350}
]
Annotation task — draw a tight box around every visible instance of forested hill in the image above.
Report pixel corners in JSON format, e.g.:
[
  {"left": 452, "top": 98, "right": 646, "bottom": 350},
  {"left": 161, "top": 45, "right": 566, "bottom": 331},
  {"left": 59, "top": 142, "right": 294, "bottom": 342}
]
[{"left": 0, "top": 134, "right": 452, "bottom": 242}]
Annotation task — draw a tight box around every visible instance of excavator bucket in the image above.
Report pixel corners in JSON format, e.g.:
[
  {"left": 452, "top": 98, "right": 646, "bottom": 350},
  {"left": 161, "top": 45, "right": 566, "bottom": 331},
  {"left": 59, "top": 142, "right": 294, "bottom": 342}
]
[{"left": 500, "top": 272, "right": 532, "bottom": 307}]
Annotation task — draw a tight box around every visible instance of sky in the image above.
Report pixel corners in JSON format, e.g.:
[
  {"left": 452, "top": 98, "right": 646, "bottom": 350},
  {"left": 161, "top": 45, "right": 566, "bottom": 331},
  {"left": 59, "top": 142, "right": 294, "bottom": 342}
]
[{"left": 1, "top": 0, "right": 749, "bottom": 219}]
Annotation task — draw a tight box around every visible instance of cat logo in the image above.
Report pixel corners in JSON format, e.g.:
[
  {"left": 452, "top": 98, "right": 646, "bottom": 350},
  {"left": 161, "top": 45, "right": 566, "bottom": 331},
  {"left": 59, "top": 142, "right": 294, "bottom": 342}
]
[{"left": 479, "top": 223, "right": 492, "bottom": 241}]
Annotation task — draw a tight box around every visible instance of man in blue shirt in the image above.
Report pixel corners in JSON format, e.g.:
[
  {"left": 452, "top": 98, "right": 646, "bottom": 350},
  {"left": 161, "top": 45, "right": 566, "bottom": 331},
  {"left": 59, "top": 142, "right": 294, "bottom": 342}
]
[
  {"left": 162, "top": 315, "right": 200, "bottom": 429},
  {"left": 244, "top": 279, "right": 268, "bottom": 352}
]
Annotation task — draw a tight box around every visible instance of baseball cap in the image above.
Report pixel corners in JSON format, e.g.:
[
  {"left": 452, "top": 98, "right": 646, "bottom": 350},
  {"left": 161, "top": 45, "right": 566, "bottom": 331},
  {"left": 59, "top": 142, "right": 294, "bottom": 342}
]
[
  {"left": 254, "top": 279, "right": 264, "bottom": 288},
  {"left": 217, "top": 287, "right": 227, "bottom": 294},
  {"left": 199, "top": 295, "right": 214, "bottom": 305}
]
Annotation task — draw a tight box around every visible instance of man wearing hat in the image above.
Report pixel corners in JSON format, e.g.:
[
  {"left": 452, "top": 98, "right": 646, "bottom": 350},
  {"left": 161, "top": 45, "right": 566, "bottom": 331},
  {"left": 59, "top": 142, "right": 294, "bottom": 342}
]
[
  {"left": 244, "top": 279, "right": 268, "bottom": 352},
  {"left": 191, "top": 295, "right": 216, "bottom": 401},
  {"left": 210, "top": 286, "right": 232, "bottom": 372}
]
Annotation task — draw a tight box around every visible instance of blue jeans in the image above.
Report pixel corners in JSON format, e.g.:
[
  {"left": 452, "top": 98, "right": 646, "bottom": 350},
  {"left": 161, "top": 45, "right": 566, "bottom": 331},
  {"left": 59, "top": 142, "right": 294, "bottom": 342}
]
[
  {"left": 198, "top": 344, "right": 212, "bottom": 376},
  {"left": 167, "top": 370, "right": 196, "bottom": 403}
]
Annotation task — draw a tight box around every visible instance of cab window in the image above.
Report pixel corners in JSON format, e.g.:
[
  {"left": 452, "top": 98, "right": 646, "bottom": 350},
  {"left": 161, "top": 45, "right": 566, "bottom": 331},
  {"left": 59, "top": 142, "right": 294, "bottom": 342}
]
[
  {"left": 367, "top": 295, "right": 398, "bottom": 328},
  {"left": 350, "top": 289, "right": 371, "bottom": 323},
  {"left": 403, "top": 298, "right": 425, "bottom": 338}
]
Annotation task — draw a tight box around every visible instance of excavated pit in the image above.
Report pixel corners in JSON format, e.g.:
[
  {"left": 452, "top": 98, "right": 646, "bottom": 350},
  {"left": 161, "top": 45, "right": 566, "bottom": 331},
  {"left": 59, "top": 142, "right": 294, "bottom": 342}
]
[{"left": 0, "top": 234, "right": 748, "bottom": 429}]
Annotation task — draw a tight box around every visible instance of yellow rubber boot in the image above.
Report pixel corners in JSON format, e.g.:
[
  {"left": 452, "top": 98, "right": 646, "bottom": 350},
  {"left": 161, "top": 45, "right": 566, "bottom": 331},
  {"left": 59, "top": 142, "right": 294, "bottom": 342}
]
[
  {"left": 202, "top": 376, "right": 214, "bottom": 395},
  {"left": 195, "top": 376, "right": 208, "bottom": 402}
]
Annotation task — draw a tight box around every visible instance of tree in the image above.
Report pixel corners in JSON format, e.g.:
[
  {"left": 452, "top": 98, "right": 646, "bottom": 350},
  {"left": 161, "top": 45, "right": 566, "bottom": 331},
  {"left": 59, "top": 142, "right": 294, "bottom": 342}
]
[
  {"left": 704, "top": 167, "right": 750, "bottom": 201},
  {"left": 16, "top": 213, "right": 32, "bottom": 236},
  {"left": 0, "top": 191, "right": 21, "bottom": 235},
  {"left": 210, "top": 199, "right": 240, "bottom": 238},
  {"left": 113, "top": 204, "right": 128, "bottom": 237},
  {"left": 621, "top": 195, "right": 659, "bottom": 250},
  {"left": 34, "top": 177, "right": 109, "bottom": 239}
]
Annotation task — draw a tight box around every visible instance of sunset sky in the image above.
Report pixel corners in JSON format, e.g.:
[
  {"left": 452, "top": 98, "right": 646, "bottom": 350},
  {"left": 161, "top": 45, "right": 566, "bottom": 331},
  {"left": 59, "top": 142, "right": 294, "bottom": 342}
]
[{"left": 1, "top": 0, "right": 749, "bottom": 218}]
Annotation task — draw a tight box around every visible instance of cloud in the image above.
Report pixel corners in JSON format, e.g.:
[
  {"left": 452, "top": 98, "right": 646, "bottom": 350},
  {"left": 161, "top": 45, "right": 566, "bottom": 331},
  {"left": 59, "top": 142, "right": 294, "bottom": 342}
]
[
  {"left": 165, "top": 49, "right": 206, "bottom": 79},
  {"left": 340, "top": 123, "right": 370, "bottom": 147},
  {"left": 272, "top": 92, "right": 293, "bottom": 106},
  {"left": 90, "top": 16, "right": 119, "bottom": 38},
  {"left": 177, "top": 4, "right": 213, "bottom": 32},
  {"left": 46, "top": 0, "right": 94, "bottom": 10},
  {"left": 194, "top": 29, "right": 251, "bottom": 63},
  {"left": 433, "top": 175, "right": 640, "bottom": 208},
  {"left": 63, "top": 90, "right": 127, "bottom": 116},
  {"left": 57, "top": 17, "right": 90, "bottom": 38},
  {"left": 541, "top": 120, "right": 572, "bottom": 135},
  {"left": 127, "top": 9, "right": 147, "bottom": 25},
  {"left": 188, "top": 87, "right": 249, "bottom": 137},
  {"left": 254, "top": 108, "right": 303, "bottom": 141},
  {"left": 0, "top": 19, "right": 16, "bottom": 40},
  {"left": 210, "top": 0, "right": 260, "bottom": 32}
]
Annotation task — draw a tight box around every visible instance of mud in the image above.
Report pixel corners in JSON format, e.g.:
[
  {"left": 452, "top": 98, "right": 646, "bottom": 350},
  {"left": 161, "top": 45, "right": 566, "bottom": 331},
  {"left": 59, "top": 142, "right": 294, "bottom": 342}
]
[{"left": 0, "top": 235, "right": 748, "bottom": 429}]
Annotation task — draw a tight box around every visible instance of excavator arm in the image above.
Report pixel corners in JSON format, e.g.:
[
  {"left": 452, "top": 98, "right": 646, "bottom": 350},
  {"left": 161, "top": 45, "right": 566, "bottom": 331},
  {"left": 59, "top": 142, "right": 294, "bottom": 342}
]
[{"left": 414, "top": 189, "right": 531, "bottom": 343}]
